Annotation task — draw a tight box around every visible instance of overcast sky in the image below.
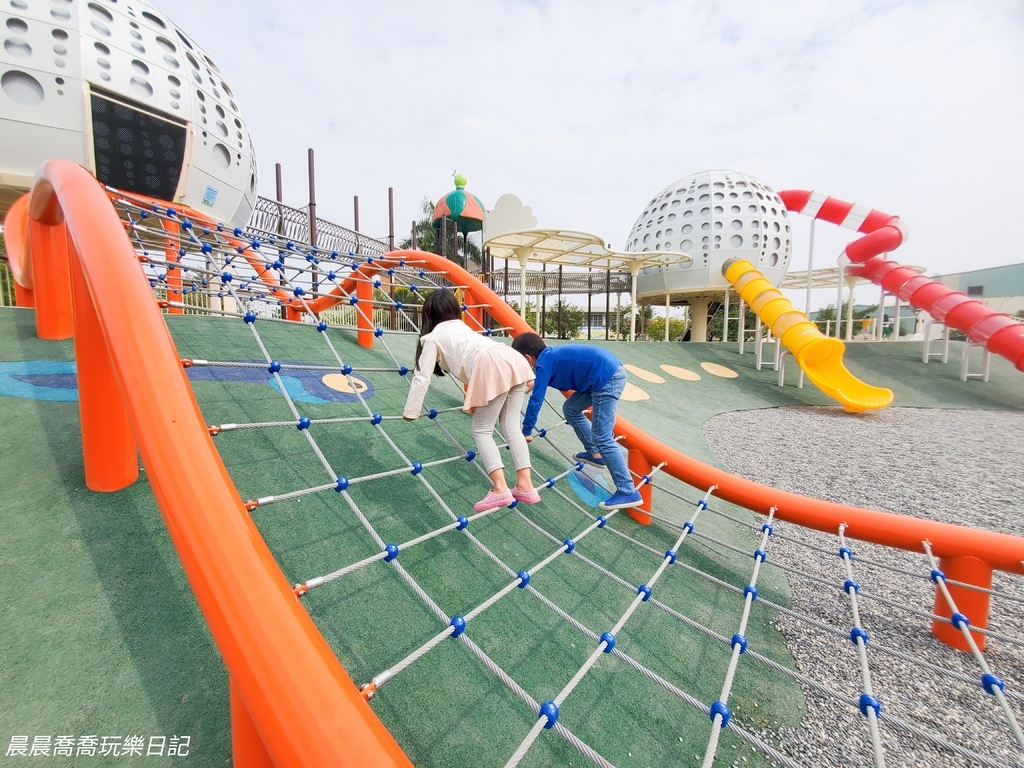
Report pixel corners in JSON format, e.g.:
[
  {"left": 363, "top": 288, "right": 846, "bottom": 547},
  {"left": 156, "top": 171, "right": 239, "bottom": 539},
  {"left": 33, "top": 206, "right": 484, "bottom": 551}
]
[{"left": 158, "top": 0, "right": 1024, "bottom": 310}]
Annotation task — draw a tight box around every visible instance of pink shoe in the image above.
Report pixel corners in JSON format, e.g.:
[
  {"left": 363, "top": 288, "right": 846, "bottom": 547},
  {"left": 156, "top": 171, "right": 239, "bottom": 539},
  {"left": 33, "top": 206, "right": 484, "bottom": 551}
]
[
  {"left": 473, "top": 489, "right": 514, "bottom": 512},
  {"left": 511, "top": 486, "right": 540, "bottom": 504}
]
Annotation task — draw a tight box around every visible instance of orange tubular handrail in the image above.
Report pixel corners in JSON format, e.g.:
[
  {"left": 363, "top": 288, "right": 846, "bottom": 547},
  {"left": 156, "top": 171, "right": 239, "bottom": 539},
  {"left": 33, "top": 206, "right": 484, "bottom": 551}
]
[{"left": 11, "top": 160, "right": 412, "bottom": 768}]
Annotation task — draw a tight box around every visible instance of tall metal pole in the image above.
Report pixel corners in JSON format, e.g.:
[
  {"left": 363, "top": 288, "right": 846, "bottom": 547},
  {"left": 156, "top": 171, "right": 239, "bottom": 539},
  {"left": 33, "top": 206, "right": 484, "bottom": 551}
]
[
  {"left": 307, "top": 148, "right": 318, "bottom": 297},
  {"left": 388, "top": 187, "right": 395, "bottom": 252},
  {"left": 557, "top": 264, "right": 563, "bottom": 339}
]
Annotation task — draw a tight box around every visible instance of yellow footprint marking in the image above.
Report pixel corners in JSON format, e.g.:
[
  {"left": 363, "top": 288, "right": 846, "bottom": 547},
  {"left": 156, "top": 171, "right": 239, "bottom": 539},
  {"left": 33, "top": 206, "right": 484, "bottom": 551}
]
[
  {"left": 660, "top": 364, "right": 701, "bottom": 381},
  {"left": 624, "top": 364, "right": 665, "bottom": 384},
  {"left": 700, "top": 362, "right": 738, "bottom": 379},
  {"left": 621, "top": 382, "right": 650, "bottom": 401},
  {"left": 322, "top": 373, "right": 369, "bottom": 393}
]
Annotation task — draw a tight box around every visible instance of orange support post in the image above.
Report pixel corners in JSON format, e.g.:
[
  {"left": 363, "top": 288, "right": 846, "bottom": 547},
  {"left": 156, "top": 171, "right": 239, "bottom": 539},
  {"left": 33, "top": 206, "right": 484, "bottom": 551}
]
[
  {"left": 932, "top": 555, "right": 992, "bottom": 652},
  {"left": 356, "top": 277, "right": 373, "bottom": 348},
  {"left": 162, "top": 217, "right": 183, "bottom": 315},
  {"left": 68, "top": 239, "right": 139, "bottom": 491},
  {"left": 626, "top": 448, "right": 652, "bottom": 525},
  {"left": 27, "top": 212, "right": 74, "bottom": 339}
]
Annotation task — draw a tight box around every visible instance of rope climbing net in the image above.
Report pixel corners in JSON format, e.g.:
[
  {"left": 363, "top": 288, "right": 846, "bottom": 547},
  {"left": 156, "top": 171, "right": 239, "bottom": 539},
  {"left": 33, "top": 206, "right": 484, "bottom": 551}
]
[{"left": 112, "top": 191, "right": 1024, "bottom": 767}]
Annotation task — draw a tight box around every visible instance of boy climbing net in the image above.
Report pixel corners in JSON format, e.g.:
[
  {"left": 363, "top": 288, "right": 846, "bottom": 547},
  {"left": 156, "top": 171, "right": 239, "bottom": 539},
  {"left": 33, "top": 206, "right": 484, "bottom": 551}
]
[{"left": 511, "top": 333, "right": 642, "bottom": 511}]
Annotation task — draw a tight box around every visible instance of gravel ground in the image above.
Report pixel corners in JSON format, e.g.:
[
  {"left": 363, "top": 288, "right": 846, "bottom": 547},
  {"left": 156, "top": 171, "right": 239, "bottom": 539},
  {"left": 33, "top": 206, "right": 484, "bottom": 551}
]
[{"left": 701, "top": 406, "right": 1024, "bottom": 768}]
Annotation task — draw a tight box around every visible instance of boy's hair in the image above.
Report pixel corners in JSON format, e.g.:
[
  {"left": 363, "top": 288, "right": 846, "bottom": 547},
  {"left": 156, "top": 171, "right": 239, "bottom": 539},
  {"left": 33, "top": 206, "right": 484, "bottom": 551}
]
[
  {"left": 416, "top": 289, "right": 462, "bottom": 376},
  {"left": 511, "top": 332, "right": 547, "bottom": 359}
]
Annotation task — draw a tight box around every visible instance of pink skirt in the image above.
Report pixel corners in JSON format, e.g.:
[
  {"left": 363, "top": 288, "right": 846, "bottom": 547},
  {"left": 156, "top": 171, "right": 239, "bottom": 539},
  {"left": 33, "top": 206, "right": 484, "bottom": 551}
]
[{"left": 463, "top": 345, "right": 535, "bottom": 412}]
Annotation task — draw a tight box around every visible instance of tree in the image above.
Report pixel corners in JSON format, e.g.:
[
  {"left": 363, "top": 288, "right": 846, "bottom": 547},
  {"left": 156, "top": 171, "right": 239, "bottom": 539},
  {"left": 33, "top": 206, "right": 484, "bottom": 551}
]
[
  {"left": 508, "top": 300, "right": 586, "bottom": 339},
  {"left": 813, "top": 302, "right": 878, "bottom": 336},
  {"left": 612, "top": 303, "right": 655, "bottom": 340},
  {"left": 646, "top": 316, "right": 688, "bottom": 341},
  {"left": 707, "top": 304, "right": 757, "bottom": 342}
]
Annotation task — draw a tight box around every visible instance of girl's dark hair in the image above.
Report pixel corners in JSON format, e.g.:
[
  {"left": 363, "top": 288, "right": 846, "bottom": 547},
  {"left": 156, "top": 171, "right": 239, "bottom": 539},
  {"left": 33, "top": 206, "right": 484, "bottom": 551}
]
[
  {"left": 415, "top": 289, "right": 462, "bottom": 377},
  {"left": 511, "top": 332, "right": 546, "bottom": 359}
]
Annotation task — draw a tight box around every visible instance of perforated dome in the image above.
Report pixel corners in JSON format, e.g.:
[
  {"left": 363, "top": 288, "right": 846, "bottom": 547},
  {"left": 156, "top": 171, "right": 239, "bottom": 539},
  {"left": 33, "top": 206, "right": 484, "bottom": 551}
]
[
  {"left": 0, "top": 0, "right": 257, "bottom": 226},
  {"left": 628, "top": 170, "right": 792, "bottom": 298}
]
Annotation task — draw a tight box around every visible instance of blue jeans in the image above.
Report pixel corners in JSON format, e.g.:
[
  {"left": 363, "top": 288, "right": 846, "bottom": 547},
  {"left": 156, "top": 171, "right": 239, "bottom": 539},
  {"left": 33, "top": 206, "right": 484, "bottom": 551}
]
[{"left": 562, "top": 366, "right": 633, "bottom": 494}]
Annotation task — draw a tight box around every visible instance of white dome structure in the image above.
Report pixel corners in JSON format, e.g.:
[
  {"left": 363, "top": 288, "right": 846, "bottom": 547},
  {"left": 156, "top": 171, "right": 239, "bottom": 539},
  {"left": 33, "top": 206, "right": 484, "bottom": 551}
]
[
  {"left": 0, "top": 0, "right": 257, "bottom": 227},
  {"left": 628, "top": 169, "right": 792, "bottom": 302}
]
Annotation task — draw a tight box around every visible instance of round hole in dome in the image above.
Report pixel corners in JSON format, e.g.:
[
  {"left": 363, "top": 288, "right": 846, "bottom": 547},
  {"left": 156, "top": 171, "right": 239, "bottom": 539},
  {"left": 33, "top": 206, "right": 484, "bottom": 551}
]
[
  {"left": 141, "top": 11, "right": 166, "bottom": 28},
  {"left": 1, "top": 68, "right": 44, "bottom": 105},
  {"left": 90, "top": 20, "right": 110, "bottom": 36},
  {"left": 130, "top": 76, "right": 153, "bottom": 98},
  {"left": 6, "top": 17, "right": 28, "bottom": 33},
  {"left": 132, "top": 59, "right": 149, "bottom": 74},
  {"left": 51, "top": 8, "right": 70, "bottom": 20},
  {"left": 4, "top": 37, "right": 31, "bottom": 58},
  {"left": 730, "top": 235, "right": 743, "bottom": 247}
]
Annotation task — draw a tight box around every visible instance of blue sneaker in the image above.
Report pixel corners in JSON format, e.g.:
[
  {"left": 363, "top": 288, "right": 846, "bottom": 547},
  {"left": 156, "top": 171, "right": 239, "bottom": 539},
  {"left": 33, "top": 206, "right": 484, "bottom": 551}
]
[
  {"left": 598, "top": 490, "right": 643, "bottom": 511},
  {"left": 575, "top": 451, "right": 606, "bottom": 467}
]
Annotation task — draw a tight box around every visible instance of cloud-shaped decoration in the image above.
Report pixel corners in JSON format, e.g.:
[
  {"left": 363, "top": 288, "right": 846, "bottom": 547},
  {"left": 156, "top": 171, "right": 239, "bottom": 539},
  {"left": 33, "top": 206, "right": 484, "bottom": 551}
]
[{"left": 483, "top": 194, "right": 539, "bottom": 243}]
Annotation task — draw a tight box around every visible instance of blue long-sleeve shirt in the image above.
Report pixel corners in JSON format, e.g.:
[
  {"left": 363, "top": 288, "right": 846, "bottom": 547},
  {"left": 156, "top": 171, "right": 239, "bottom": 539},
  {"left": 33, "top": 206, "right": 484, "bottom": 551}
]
[{"left": 521, "top": 345, "right": 622, "bottom": 435}]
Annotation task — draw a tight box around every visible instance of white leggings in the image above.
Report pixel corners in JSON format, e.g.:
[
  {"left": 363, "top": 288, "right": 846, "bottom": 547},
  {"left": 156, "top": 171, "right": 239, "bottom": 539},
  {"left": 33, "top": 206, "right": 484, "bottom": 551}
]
[{"left": 471, "top": 382, "right": 531, "bottom": 475}]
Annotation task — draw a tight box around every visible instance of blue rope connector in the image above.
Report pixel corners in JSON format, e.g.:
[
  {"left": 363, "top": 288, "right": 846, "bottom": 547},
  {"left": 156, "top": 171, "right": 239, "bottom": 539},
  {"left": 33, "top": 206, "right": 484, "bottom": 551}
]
[
  {"left": 563, "top": 539, "right": 575, "bottom": 554},
  {"left": 296, "top": 417, "right": 311, "bottom": 430},
  {"left": 484, "top": 328, "right": 492, "bottom": 336},
  {"left": 395, "top": 301, "right": 403, "bottom": 310},
  {"left": 327, "top": 270, "right": 336, "bottom": 281},
  {"left": 637, "top": 584, "right": 651, "bottom": 601},
  {"left": 465, "top": 450, "right": 475, "bottom": 461},
  {"left": 268, "top": 361, "right": 281, "bottom": 373},
  {"left": 538, "top": 701, "right": 558, "bottom": 729},
  {"left": 166, "top": 207, "right": 177, "bottom": 218},
  {"left": 220, "top": 271, "right": 232, "bottom": 283},
  {"left": 429, "top": 409, "right": 439, "bottom": 419},
  {"left": 838, "top": 546, "right": 853, "bottom": 560},
  {"left": 982, "top": 672, "right": 1005, "bottom": 695},
  {"left": 858, "top": 693, "right": 881, "bottom": 717},
  {"left": 743, "top": 585, "right": 759, "bottom": 602},
  {"left": 293, "top": 286, "right": 304, "bottom": 296},
  {"left": 387, "top": 268, "right": 395, "bottom": 276},
  {"left": 697, "top": 499, "right": 708, "bottom": 510},
  {"left": 951, "top": 612, "right": 970, "bottom": 630},
  {"left": 449, "top": 616, "right": 466, "bottom": 638},
  {"left": 664, "top": 549, "right": 677, "bottom": 564},
  {"left": 201, "top": 242, "right": 213, "bottom": 254},
  {"left": 545, "top": 478, "right": 555, "bottom": 488},
  {"left": 374, "top": 328, "right": 384, "bottom": 337},
  {"left": 349, "top": 296, "right": 359, "bottom": 305},
  {"left": 285, "top": 241, "right": 295, "bottom": 250},
  {"left": 753, "top": 549, "right": 767, "bottom": 563},
  {"left": 398, "top": 366, "right": 409, "bottom": 376},
  {"left": 517, "top": 571, "right": 530, "bottom": 588},
  {"left": 342, "top": 364, "right": 352, "bottom": 375},
  {"left": 850, "top": 626, "right": 869, "bottom": 646},
  {"left": 731, "top": 633, "right": 748, "bottom": 654},
  {"left": 243, "top": 311, "right": 257, "bottom": 324},
  {"left": 600, "top": 632, "right": 616, "bottom": 653},
  {"left": 399, "top": 259, "right": 406, "bottom": 267},
  {"left": 709, "top": 700, "right": 731, "bottom": 727},
  {"left": 642, "top": 474, "right": 651, "bottom": 485},
  {"left": 418, "top": 269, "right": 426, "bottom": 278},
  {"left": 317, "top": 321, "right": 328, "bottom": 332},
  {"left": 410, "top": 462, "right": 423, "bottom": 475},
  {"left": 383, "top": 543, "right": 399, "bottom": 562},
  {"left": 682, "top": 521, "right": 694, "bottom": 533},
  {"left": 371, "top": 413, "right": 382, "bottom": 425},
  {"left": 930, "top": 569, "right": 946, "bottom": 584},
  {"left": 334, "top": 477, "right": 349, "bottom": 492},
  {"left": 456, "top": 516, "right": 469, "bottom": 530},
  {"left": 409, "top": 284, "right": 417, "bottom": 293},
  {"left": 596, "top": 515, "right": 607, "bottom": 528},
  {"left": 844, "top": 579, "right": 860, "bottom": 595},
  {"left": 537, "top": 428, "right": 547, "bottom": 437}
]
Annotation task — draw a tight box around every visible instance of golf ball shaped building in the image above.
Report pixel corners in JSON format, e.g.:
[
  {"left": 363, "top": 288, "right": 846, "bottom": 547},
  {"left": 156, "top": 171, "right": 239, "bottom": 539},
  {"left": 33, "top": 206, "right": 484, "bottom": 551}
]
[{"left": 0, "top": 0, "right": 256, "bottom": 226}]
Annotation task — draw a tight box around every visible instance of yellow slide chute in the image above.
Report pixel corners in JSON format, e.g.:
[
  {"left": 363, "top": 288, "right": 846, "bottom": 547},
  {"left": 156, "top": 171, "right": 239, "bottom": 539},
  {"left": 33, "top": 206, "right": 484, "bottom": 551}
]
[{"left": 723, "top": 258, "right": 892, "bottom": 413}]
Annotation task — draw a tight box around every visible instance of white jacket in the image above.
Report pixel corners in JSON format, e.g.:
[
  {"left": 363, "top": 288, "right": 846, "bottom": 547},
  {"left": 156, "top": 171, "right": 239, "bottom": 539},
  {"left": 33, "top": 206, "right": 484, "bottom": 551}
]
[{"left": 403, "top": 320, "right": 496, "bottom": 418}]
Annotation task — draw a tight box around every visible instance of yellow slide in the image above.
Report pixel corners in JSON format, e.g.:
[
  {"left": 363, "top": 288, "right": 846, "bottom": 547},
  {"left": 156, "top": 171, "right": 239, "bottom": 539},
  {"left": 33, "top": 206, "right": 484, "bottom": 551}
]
[{"left": 723, "top": 258, "right": 893, "bottom": 413}]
